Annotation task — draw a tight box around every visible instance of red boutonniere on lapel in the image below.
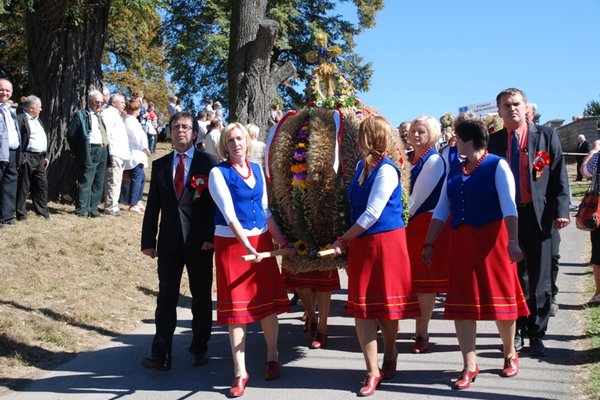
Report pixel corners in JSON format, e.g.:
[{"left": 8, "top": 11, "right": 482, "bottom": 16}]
[
  {"left": 532, "top": 150, "right": 551, "bottom": 179},
  {"left": 190, "top": 174, "right": 208, "bottom": 200}
]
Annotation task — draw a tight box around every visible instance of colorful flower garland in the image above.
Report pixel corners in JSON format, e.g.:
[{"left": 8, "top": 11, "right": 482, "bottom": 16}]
[
  {"left": 291, "top": 118, "right": 310, "bottom": 189},
  {"left": 289, "top": 116, "right": 338, "bottom": 258}
]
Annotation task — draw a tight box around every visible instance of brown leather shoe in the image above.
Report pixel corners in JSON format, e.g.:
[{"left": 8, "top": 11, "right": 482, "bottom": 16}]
[
  {"left": 453, "top": 365, "right": 479, "bottom": 390},
  {"left": 264, "top": 361, "right": 281, "bottom": 380},
  {"left": 501, "top": 353, "right": 519, "bottom": 377},
  {"left": 229, "top": 374, "right": 250, "bottom": 397},
  {"left": 358, "top": 373, "right": 382, "bottom": 397}
]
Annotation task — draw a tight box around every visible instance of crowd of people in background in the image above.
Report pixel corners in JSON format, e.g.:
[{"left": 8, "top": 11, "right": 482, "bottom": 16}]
[
  {"left": 0, "top": 75, "right": 238, "bottom": 223},
  {"left": 1, "top": 78, "right": 596, "bottom": 397}
]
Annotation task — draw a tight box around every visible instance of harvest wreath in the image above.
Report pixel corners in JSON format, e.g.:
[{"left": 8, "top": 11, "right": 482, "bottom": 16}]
[{"left": 265, "top": 32, "right": 407, "bottom": 273}]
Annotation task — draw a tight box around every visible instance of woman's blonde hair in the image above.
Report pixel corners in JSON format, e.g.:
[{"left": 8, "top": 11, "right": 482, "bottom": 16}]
[
  {"left": 409, "top": 115, "right": 441, "bottom": 147},
  {"left": 358, "top": 115, "right": 391, "bottom": 184},
  {"left": 245, "top": 123, "right": 260, "bottom": 140},
  {"left": 218, "top": 122, "right": 253, "bottom": 160}
]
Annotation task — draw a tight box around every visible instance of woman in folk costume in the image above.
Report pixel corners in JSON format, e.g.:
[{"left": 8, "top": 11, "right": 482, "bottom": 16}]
[
  {"left": 208, "top": 123, "right": 291, "bottom": 398},
  {"left": 405, "top": 115, "right": 450, "bottom": 354},
  {"left": 422, "top": 119, "right": 529, "bottom": 390},
  {"left": 332, "top": 115, "right": 419, "bottom": 397}
]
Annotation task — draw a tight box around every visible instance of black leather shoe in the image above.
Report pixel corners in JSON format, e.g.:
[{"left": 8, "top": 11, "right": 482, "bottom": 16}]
[
  {"left": 192, "top": 352, "right": 207, "bottom": 367},
  {"left": 142, "top": 357, "right": 171, "bottom": 371},
  {"left": 514, "top": 332, "right": 523, "bottom": 352},
  {"left": 530, "top": 337, "right": 547, "bottom": 357}
]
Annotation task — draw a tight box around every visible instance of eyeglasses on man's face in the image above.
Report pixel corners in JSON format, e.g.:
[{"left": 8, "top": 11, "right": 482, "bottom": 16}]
[{"left": 173, "top": 124, "right": 193, "bottom": 132}]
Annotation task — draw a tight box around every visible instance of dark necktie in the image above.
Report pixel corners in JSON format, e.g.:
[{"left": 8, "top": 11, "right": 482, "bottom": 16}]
[
  {"left": 510, "top": 131, "right": 520, "bottom": 204},
  {"left": 174, "top": 153, "right": 185, "bottom": 199}
]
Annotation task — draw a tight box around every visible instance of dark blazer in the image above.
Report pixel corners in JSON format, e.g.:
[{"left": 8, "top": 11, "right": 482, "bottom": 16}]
[
  {"left": 141, "top": 148, "right": 218, "bottom": 255},
  {"left": 67, "top": 109, "right": 110, "bottom": 166},
  {"left": 17, "top": 112, "right": 47, "bottom": 153},
  {"left": 576, "top": 140, "right": 591, "bottom": 161},
  {"left": 488, "top": 123, "right": 570, "bottom": 234}
]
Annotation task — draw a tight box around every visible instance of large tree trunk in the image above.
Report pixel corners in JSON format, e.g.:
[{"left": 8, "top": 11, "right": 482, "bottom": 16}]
[
  {"left": 228, "top": 0, "right": 295, "bottom": 135},
  {"left": 26, "top": 1, "right": 110, "bottom": 200}
]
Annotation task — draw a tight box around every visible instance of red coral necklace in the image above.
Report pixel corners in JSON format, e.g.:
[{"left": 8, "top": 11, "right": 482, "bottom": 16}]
[
  {"left": 230, "top": 159, "right": 252, "bottom": 180},
  {"left": 462, "top": 151, "right": 488, "bottom": 176},
  {"left": 410, "top": 146, "right": 432, "bottom": 166},
  {"left": 371, "top": 152, "right": 386, "bottom": 168}
]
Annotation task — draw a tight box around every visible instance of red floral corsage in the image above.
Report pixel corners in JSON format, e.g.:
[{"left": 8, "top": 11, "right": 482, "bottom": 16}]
[
  {"left": 190, "top": 174, "right": 208, "bottom": 200},
  {"left": 532, "top": 150, "right": 551, "bottom": 178}
]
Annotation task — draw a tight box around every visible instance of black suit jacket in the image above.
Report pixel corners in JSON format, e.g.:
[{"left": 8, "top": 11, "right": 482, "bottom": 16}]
[
  {"left": 17, "top": 112, "right": 47, "bottom": 154},
  {"left": 141, "top": 148, "right": 218, "bottom": 255},
  {"left": 488, "top": 123, "right": 570, "bottom": 234},
  {"left": 576, "top": 140, "right": 591, "bottom": 161}
]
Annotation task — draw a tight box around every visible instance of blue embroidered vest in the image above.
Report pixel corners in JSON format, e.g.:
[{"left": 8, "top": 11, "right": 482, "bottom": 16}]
[
  {"left": 214, "top": 161, "right": 267, "bottom": 230},
  {"left": 409, "top": 148, "right": 445, "bottom": 218},
  {"left": 447, "top": 154, "right": 503, "bottom": 228},
  {"left": 348, "top": 158, "right": 405, "bottom": 238}
]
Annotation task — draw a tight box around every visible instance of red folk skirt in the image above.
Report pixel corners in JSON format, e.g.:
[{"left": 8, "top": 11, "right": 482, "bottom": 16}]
[
  {"left": 283, "top": 269, "right": 341, "bottom": 292},
  {"left": 346, "top": 228, "right": 420, "bottom": 320},
  {"left": 215, "top": 232, "right": 291, "bottom": 325},
  {"left": 444, "top": 220, "right": 530, "bottom": 321},
  {"left": 406, "top": 212, "right": 450, "bottom": 293}
]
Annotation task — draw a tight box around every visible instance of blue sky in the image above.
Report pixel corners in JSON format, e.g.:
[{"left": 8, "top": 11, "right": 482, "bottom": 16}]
[{"left": 343, "top": 0, "right": 600, "bottom": 128}]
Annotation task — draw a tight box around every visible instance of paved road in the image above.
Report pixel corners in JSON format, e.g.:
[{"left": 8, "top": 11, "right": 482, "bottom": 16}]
[{"left": 1, "top": 210, "right": 591, "bottom": 400}]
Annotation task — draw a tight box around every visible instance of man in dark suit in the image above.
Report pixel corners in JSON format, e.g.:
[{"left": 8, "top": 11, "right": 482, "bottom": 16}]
[
  {"left": 141, "top": 111, "right": 218, "bottom": 370},
  {"left": 0, "top": 77, "right": 21, "bottom": 226},
  {"left": 488, "top": 88, "right": 570, "bottom": 357},
  {"left": 66, "top": 90, "right": 109, "bottom": 218},
  {"left": 16, "top": 95, "right": 50, "bottom": 220},
  {"left": 576, "top": 134, "right": 591, "bottom": 181}
]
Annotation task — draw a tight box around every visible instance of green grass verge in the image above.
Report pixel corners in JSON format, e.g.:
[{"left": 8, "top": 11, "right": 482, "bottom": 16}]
[
  {"left": 584, "top": 265, "right": 600, "bottom": 399},
  {"left": 585, "top": 307, "right": 600, "bottom": 397}
]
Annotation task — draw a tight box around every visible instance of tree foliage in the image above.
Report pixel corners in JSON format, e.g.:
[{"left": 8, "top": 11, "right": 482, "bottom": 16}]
[
  {"left": 163, "top": 0, "right": 383, "bottom": 111},
  {"left": 162, "top": 0, "right": 231, "bottom": 111},
  {"left": 0, "top": 1, "right": 29, "bottom": 99},
  {"left": 584, "top": 98, "right": 600, "bottom": 117},
  {"left": 103, "top": 0, "right": 172, "bottom": 117}
]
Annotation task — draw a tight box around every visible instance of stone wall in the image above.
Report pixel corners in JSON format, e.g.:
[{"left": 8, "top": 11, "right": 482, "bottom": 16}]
[{"left": 556, "top": 117, "right": 600, "bottom": 153}]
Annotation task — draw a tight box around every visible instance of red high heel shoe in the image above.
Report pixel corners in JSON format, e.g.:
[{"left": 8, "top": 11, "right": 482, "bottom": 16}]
[
  {"left": 501, "top": 353, "right": 519, "bottom": 377},
  {"left": 310, "top": 331, "right": 327, "bottom": 349},
  {"left": 229, "top": 374, "right": 250, "bottom": 397},
  {"left": 453, "top": 365, "right": 479, "bottom": 390},
  {"left": 358, "top": 373, "right": 382, "bottom": 397},
  {"left": 412, "top": 335, "right": 429, "bottom": 353}
]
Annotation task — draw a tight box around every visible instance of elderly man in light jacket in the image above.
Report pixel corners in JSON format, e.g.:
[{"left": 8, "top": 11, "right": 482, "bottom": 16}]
[{"left": 101, "top": 93, "right": 130, "bottom": 216}]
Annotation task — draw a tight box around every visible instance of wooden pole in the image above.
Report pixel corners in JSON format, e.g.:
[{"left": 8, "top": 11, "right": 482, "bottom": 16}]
[
  {"left": 241, "top": 247, "right": 295, "bottom": 261},
  {"left": 317, "top": 248, "right": 336, "bottom": 258}
]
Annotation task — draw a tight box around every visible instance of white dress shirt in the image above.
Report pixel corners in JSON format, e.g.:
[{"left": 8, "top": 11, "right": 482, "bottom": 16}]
[{"left": 25, "top": 113, "right": 47, "bottom": 153}]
